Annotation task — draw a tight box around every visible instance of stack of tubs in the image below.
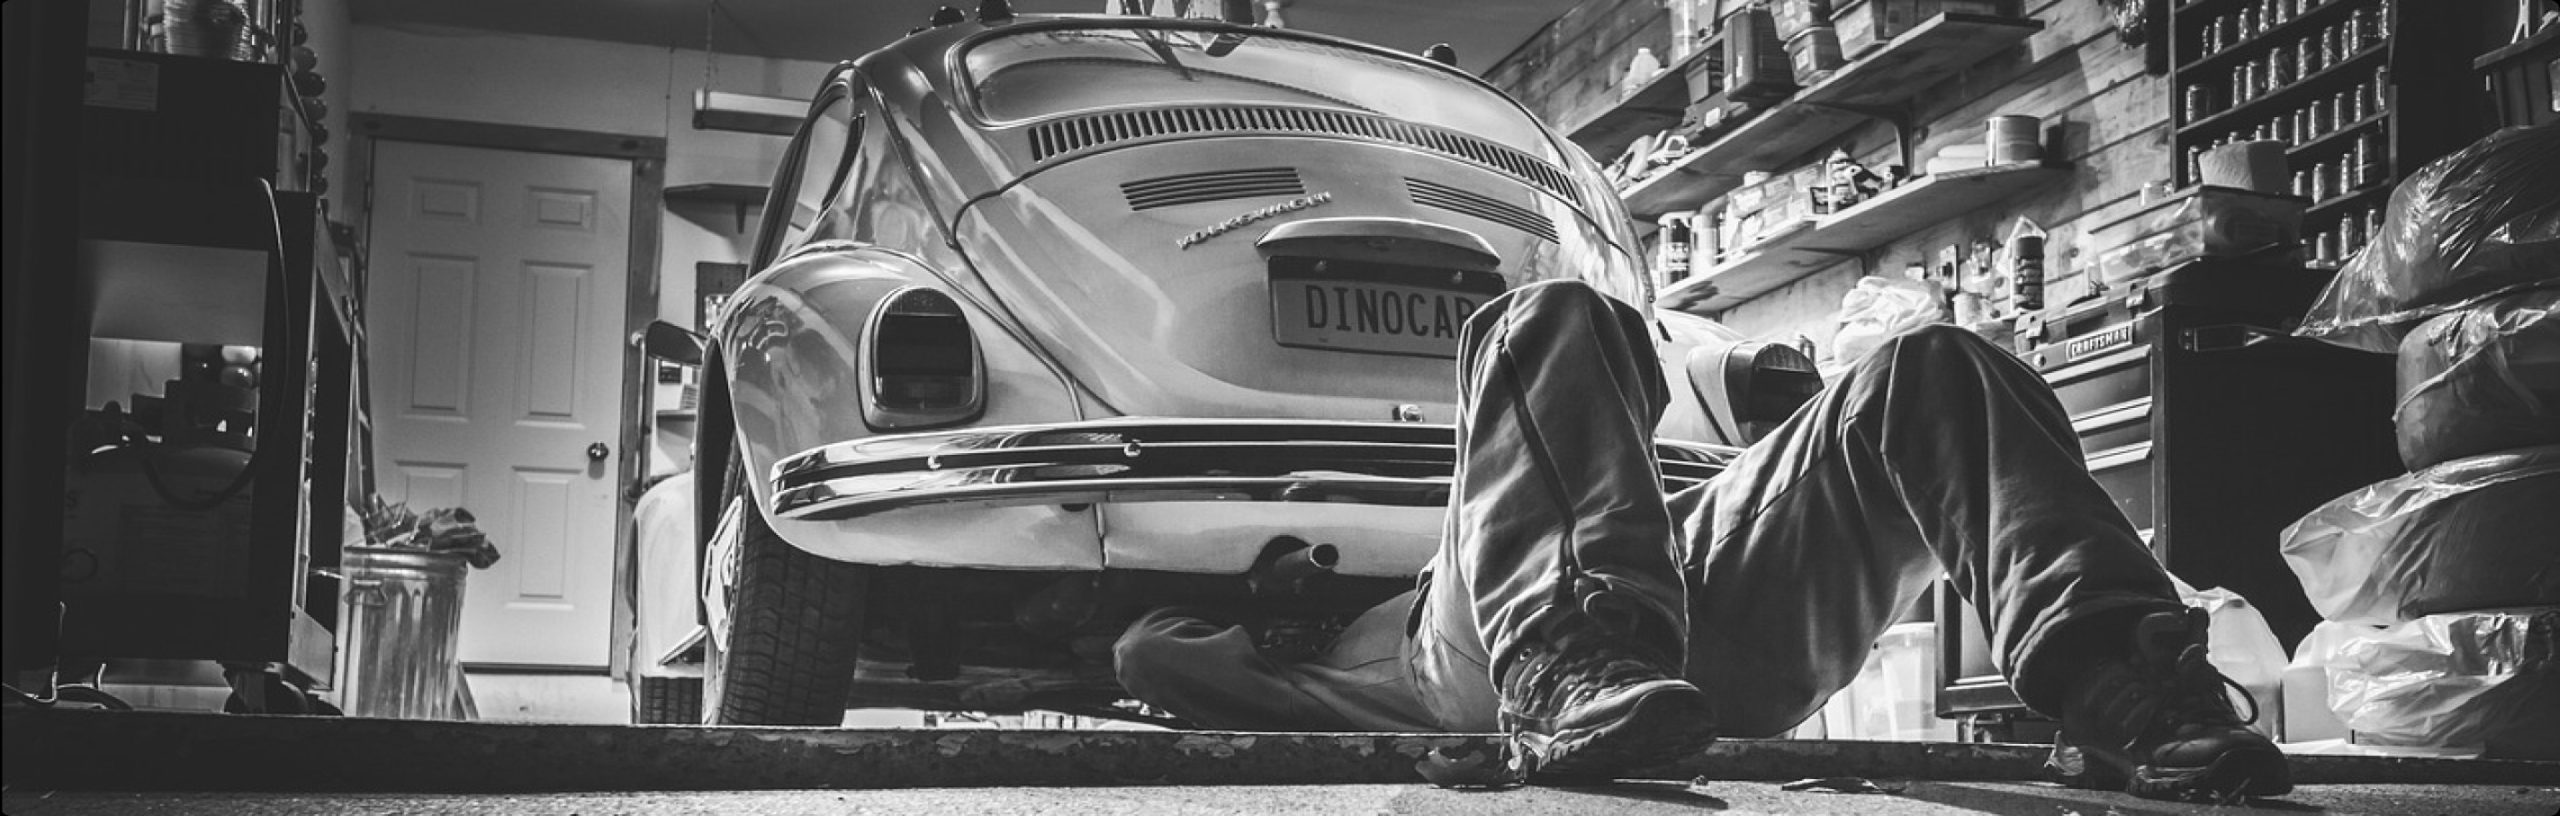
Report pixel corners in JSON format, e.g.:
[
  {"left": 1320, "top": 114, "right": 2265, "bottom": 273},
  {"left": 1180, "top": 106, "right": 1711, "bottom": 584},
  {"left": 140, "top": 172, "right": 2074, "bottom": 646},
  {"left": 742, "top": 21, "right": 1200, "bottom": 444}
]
[{"left": 2277, "top": 124, "right": 2559, "bottom": 759}]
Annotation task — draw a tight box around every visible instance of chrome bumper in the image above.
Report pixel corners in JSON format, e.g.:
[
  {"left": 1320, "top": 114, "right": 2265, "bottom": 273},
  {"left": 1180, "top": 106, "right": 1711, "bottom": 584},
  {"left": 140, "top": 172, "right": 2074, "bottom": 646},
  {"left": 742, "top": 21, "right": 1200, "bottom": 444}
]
[{"left": 770, "top": 419, "right": 1738, "bottom": 522}]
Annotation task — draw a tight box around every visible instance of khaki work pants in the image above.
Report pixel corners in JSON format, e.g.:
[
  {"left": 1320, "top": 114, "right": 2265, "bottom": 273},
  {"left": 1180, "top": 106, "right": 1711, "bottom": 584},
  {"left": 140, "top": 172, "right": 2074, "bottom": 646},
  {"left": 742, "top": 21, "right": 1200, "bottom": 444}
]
[{"left": 1116, "top": 280, "right": 2181, "bottom": 735}]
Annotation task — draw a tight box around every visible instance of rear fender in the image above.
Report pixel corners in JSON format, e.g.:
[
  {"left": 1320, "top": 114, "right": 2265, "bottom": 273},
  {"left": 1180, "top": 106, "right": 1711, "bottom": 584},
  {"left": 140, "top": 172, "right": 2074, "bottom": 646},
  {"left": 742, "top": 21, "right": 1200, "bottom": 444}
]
[
  {"left": 712, "top": 242, "right": 1090, "bottom": 565},
  {"left": 1655, "top": 309, "right": 1750, "bottom": 446}
]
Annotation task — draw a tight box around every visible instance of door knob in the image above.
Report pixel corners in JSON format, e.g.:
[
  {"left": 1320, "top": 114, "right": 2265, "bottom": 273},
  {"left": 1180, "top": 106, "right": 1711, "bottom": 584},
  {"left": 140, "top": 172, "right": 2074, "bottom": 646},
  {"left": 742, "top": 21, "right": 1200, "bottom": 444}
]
[{"left": 588, "top": 442, "right": 611, "bottom": 462}]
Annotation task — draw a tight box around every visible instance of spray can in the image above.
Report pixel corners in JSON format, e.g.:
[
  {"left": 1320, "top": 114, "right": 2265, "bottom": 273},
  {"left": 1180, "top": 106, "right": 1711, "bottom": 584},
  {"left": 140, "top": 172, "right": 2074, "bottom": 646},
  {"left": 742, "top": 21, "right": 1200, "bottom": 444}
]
[
  {"left": 1656, "top": 214, "right": 1693, "bottom": 287},
  {"left": 2011, "top": 231, "right": 2047, "bottom": 312}
]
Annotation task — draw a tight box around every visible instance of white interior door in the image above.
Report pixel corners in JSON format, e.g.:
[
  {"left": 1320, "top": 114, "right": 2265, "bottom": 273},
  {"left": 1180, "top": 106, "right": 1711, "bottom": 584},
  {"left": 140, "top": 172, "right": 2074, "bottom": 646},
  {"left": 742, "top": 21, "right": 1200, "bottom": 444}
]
[{"left": 367, "top": 140, "right": 632, "bottom": 669}]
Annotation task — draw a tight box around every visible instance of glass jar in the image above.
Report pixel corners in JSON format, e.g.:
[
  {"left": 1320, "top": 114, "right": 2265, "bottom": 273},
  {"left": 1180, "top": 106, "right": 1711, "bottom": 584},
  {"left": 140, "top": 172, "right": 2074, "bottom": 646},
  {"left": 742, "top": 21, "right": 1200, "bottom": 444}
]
[
  {"left": 2309, "top": 158, "right": 2332, "bottom": 201},
  {"left": 2367, "top": 68, "right": 2389, "bottom": 114},
  {"left": 2355, "top": 7, "right": 2384, "bottom": 47},
  {"left": 2184, "top": 83, "right": 2216, "bottom": 121},
  {"left": 2270, "top": 47, "right": 2297, "bottom": 86},
  {"left": 2299, "top": 35, "right": 2324, "bottom": 75},
  {"left": 2310, "top": 95, "right": 2335, "bottom": 135}
]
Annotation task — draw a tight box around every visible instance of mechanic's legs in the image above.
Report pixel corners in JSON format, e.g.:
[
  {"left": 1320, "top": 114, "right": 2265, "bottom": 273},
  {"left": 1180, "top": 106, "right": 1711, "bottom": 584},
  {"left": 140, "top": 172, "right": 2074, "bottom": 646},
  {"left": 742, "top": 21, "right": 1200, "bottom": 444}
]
[
  {"left": 1404, "top": 281, "right": 1704, "bottom": 760},
  {"left": 1114, "top": 599, "right": 1439, "bottom": 732},
  {"left": 1669, "top": 325, "right": 2182, "bottom": 737}
]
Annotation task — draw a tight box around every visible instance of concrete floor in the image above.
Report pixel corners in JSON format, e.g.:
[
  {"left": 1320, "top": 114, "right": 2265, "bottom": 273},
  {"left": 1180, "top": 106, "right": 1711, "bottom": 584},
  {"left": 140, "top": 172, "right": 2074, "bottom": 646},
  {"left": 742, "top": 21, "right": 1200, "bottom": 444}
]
[{"left": 6, "top": 781, "right": 2557, "bottom": 816}]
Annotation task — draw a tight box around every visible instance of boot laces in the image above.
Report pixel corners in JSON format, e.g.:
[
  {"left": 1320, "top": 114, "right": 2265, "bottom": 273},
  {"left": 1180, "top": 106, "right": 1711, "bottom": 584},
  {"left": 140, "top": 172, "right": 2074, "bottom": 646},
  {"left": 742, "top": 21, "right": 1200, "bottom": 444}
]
[{"left": 1502, "top": 629, "right": 1670, "bottom": 722}]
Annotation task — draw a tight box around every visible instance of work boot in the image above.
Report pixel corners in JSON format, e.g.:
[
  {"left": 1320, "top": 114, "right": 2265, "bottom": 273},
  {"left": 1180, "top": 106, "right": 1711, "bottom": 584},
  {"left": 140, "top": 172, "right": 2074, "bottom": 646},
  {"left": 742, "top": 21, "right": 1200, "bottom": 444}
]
[
  {"left": 2047, "top": 607, "right": 2292, "bottom": 802},
  {"left": 1497, "top": 609, "right": 1717, "bottom": 783}
]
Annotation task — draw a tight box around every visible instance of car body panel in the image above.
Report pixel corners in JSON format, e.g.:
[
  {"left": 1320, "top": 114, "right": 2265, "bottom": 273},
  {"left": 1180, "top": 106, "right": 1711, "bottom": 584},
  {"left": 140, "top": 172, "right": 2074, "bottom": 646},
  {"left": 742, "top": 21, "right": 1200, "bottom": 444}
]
[{"left": 687, "top": 16, "right": 1775, "bottom": 689}]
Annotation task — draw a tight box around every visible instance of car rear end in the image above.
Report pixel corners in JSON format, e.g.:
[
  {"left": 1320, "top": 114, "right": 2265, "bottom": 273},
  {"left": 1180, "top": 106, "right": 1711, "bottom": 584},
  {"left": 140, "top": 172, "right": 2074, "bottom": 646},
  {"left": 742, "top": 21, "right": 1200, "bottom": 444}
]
[{"left": 772, "top": 18, "right": 1709, "bottom": 580}]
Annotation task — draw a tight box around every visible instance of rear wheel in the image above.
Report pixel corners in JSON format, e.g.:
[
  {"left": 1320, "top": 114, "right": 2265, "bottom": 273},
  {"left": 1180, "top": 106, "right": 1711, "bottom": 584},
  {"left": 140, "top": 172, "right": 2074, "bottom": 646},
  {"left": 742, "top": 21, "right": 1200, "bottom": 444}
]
[{"left": 701, "top": 448, "right": 868, "bottom": 725}]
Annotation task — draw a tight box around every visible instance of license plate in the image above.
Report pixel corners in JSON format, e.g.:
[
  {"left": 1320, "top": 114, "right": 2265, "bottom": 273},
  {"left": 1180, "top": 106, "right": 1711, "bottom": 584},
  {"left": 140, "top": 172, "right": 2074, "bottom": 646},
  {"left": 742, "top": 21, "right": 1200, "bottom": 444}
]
[{"left": 1270, "top": 268, "right": 1503, "bottom": 358}]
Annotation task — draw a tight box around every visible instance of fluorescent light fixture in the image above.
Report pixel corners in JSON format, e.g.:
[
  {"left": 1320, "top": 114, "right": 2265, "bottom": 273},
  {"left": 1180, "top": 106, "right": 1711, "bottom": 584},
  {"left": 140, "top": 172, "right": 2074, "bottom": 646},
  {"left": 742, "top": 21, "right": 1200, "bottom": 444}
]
[{"left": 693, "top": 90, "right": 802, "bottom": 136}]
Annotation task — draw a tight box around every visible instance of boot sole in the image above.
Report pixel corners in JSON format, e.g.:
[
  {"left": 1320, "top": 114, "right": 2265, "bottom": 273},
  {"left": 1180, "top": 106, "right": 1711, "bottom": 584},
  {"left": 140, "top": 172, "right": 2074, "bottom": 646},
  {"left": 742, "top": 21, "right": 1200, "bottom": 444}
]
[
  {"left": 2053, "top": 742, "right": 2293, "bottom": 802},
  {"left": 1515, "top": 680, "right": 1719, "bottom": 784},
  {"left": 2129, "top": 745, "right": 2294, "bottom": 801}
]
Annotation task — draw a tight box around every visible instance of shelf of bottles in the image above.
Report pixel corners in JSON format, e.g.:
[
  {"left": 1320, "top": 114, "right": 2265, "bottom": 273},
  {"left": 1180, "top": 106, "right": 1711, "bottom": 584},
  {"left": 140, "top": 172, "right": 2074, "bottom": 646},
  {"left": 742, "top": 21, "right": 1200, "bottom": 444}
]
[{"left": 2172, "top": 0, "right": 2395, "bottom": 267}]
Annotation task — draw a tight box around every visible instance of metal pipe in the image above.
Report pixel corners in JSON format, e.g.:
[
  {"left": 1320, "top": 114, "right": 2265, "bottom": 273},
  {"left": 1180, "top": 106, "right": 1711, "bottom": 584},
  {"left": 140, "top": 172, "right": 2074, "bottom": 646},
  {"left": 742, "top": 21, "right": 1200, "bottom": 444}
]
[{"left": 1248, "top": 536, "right": 1338, "bottom": 592}]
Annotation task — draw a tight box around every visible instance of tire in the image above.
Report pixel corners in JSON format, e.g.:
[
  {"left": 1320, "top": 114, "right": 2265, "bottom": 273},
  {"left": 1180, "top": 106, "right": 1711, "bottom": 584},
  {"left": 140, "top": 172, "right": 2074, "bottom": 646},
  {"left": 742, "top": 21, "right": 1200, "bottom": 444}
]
[
  {"left": 701, "top": 448, "right": 868, "bottom": 726},
  {"left": 630, "top": 674, "right": 701, "bottom": 725}
]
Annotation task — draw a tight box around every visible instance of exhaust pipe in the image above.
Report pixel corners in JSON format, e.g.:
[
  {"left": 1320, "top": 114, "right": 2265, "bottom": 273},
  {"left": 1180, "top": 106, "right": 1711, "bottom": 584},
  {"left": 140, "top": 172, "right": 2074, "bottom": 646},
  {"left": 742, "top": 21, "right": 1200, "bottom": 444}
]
[{"left": 1249, "top": 535, "right": 1339, "bottom": 594}]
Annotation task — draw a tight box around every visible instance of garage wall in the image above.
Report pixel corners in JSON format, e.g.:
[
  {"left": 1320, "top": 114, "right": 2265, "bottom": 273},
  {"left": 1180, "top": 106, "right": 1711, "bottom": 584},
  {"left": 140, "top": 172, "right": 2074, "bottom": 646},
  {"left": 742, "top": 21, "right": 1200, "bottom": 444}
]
[
  {"left": 346, "top": 22, "right": 831, "bottom": 364},
  {"left": 1487, "top": 0, "right": 2171, "bottom": 358}
]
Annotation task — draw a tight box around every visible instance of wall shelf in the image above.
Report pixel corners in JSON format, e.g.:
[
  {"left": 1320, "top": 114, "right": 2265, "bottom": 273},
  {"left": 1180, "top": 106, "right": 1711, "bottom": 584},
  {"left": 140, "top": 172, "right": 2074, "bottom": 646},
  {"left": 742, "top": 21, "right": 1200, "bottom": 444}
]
[
  {"left": 665, "top": 182, "right": 769, "bottom": 231},
  {"left": 2173, "top": 43, "right": 2385, "bottom": 138},
  {"left": 1661, "top": 161, "right": 2071, "bottom": 312},
  {"left": 1617, "top": 13, "right": 2045, "bottom": 219},
  {"left": 1563, "top": 51, "right": 1699, "bottom": 163}
]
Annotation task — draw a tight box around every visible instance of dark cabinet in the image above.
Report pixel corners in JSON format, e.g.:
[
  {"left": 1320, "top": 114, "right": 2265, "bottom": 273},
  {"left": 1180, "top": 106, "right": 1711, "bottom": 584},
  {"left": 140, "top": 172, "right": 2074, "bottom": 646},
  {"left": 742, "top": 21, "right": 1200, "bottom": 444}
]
[{"left": 1936, "top": 260, "right": 2401, "bottom": 731}]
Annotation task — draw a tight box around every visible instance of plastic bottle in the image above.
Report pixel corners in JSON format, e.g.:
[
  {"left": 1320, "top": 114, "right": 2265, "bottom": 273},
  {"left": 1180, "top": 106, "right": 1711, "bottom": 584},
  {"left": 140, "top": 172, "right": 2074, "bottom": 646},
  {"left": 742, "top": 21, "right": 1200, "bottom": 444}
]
[{"left": 1625, "top": 47, "right": 1662, "bottom": 99}]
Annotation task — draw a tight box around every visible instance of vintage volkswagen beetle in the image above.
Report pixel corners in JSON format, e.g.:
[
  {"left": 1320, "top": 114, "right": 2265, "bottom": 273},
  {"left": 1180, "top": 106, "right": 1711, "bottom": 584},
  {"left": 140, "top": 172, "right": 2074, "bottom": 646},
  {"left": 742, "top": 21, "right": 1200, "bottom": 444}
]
[{"left": 654, "top": 6, "right": 1820, "bottom": 726}]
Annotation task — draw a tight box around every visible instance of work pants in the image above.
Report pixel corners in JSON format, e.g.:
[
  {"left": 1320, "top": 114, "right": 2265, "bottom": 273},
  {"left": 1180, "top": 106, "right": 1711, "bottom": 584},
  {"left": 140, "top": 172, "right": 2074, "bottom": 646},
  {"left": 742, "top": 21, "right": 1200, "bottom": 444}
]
[{"left": 1117, "top": 280, "right": 2181, "bottom": 735}]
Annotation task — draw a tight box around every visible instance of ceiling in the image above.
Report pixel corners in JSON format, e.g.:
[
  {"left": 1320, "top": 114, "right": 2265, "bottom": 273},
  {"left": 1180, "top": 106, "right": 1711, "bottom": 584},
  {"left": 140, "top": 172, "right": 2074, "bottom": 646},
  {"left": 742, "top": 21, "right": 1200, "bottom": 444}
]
[{"left": 345, "top": 0, "right": 1563, "bottom": 74}]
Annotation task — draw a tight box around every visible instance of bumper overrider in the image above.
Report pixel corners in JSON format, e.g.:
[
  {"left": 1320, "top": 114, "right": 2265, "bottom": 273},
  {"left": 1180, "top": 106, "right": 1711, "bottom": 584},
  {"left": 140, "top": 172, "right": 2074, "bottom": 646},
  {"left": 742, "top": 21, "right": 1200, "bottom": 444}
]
[{"left": 770, "top": 419, "right": 1738, "bottom": 522}]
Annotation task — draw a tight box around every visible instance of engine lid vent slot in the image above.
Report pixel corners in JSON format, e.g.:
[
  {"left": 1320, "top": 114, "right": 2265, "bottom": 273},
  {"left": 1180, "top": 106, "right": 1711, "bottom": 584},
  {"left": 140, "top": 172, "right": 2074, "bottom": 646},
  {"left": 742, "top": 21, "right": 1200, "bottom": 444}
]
[
  {"left": 1121, "top": 167, "right": 1306, "bottom": 211},
  {"left": 1406, "top": 178, "right": 1558, "bottom": 244},
  {"left": 1026, "top": 105, "right": 1581, "bottom": 208}
]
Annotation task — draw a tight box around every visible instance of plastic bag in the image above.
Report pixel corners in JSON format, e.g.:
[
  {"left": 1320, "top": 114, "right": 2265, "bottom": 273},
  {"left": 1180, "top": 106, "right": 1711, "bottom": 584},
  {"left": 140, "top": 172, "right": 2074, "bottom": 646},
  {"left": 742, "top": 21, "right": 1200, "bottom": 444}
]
[
  {"left": 2171, "top": 578, "right": 2291, "bottom": 737},
  {"left": 1827, "top": 275, "right": 1947, "bottom": 370},
  {"left": 2279, "top": 446, "right": 2560, "bottom": 626},
  {"left": 2394, "top": 288, "right": 2560, "bottom": 469},
  {"left": 2295, "top": 124, "right": 2560, "bottom": 353},
  {"left": 2291, "top": 608, "right": 2557, "bottom": 758}
]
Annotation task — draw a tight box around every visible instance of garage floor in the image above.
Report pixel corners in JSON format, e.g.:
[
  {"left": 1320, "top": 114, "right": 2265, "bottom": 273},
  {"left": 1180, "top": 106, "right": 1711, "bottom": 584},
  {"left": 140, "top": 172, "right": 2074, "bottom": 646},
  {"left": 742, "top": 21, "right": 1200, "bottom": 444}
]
[
  {"left": 6, "top": 708, "right": 2555, "bottom": 814},
  {"left": 8, "top": 781, "right": 2559, "bottom": 816}
]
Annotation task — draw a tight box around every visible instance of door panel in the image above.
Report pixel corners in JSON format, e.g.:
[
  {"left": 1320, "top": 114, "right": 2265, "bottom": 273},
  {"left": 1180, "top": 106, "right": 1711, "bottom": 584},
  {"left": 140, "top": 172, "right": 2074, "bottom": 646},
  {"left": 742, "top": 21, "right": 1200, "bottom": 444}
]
[{"left": 369, "top": 141, "right": 631, "bottom": 668}]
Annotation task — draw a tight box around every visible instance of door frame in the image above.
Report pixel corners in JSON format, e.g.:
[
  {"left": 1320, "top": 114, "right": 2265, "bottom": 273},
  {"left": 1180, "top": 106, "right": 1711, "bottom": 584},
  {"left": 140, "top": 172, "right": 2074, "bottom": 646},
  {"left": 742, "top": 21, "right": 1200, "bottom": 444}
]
[{"left": 349, "top": 114, "right": 666, "bottom": 676}]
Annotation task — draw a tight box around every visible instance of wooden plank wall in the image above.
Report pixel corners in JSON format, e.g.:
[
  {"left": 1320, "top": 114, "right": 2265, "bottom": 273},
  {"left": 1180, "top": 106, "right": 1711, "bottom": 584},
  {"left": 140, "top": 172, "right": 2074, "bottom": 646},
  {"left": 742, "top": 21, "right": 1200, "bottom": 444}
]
[{"left": 1486, "top": 0, "right": 2174, "bottom": 356}]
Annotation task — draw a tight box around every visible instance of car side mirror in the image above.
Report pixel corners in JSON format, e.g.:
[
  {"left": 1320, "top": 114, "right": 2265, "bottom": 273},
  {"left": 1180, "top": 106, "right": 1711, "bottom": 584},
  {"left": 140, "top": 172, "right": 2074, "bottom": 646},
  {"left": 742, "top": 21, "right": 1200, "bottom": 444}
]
[{"left": 642, "top": 320, "right": 705, "bottom": 366}]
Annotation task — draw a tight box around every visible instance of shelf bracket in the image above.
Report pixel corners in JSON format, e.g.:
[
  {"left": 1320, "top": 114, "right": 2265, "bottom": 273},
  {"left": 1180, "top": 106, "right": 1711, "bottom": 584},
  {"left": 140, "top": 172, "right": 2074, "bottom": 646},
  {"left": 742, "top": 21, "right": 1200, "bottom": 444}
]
[{"left": 731, "top": 202, "right": 750, "bottom": 233}]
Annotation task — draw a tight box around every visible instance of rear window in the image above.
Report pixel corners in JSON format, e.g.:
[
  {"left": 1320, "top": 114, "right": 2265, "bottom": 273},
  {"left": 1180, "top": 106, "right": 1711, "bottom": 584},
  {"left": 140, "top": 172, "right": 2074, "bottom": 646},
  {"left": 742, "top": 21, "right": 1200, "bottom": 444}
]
[{"left": 963, "top": 24, "right": 1555, "bottom": 158}]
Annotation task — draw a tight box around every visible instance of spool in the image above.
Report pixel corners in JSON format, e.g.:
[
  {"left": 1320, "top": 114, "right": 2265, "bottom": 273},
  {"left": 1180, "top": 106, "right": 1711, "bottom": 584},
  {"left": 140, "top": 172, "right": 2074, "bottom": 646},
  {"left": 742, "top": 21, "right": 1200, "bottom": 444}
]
[
  {"left": 1986, "top": 115, "right": 2042, "bottom": 164},
  {"left": 2200, "top": 140, "right": 2291, "bottom": 194}
]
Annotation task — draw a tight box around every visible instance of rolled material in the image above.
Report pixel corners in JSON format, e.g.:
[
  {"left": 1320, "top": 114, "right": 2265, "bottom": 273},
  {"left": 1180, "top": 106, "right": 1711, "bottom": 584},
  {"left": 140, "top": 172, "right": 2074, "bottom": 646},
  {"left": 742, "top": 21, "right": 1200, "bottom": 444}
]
[
  {"left": 2281, "top": 445, "right": 2560, "bottom": 626},
  {"left": 2394, "top": 287, "right": 2560, "bottom": 469},
  {"left": 1986, "top": 114, "right": 2042, "bottom": 164}
]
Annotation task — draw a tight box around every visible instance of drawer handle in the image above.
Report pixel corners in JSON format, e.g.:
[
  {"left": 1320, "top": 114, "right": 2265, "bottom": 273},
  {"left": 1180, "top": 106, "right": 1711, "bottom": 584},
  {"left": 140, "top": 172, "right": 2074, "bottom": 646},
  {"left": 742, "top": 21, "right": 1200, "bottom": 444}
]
[
  {"left": 2071, "top": 397, "right": 2153, "bottom": 434},
  {"left": 2085, "top": 441, "right": 2153, "bottom": 472}
]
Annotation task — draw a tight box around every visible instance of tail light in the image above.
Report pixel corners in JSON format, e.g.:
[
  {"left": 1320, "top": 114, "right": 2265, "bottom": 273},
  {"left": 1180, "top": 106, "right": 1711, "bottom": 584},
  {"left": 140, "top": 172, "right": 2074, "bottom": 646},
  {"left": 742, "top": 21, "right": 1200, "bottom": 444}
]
[
  {"left": 862, "top": 287, "right": 984, "bottom": 430},
  {"left": 1688, "top": 341, "right": 1822, "bottom": 445}
]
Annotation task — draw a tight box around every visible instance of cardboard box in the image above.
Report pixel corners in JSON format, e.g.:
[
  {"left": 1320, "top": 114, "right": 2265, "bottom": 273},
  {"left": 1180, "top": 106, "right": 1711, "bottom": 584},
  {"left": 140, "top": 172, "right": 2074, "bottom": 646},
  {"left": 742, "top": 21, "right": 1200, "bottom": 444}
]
[
  {"left": 1773, "top": 0, "right": 1826, "bottom": 41},
  {"left": 2086, "top": 186, "right": 2307, "bottom": 284},
  {"left": 1833, "top": 0, "right": 2010, "bottom": 58}
]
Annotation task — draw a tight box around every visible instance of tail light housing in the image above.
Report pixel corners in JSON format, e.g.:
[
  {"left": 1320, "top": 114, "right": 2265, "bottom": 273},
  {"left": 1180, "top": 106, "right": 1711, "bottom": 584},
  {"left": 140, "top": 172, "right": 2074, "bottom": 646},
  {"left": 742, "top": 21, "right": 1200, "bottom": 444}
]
[
  {"left": 1688, "top": 341, "right": 1822, "bottom": 445},
  {"left": 862, "top": 287, "right": 985, "bottom": 430}
]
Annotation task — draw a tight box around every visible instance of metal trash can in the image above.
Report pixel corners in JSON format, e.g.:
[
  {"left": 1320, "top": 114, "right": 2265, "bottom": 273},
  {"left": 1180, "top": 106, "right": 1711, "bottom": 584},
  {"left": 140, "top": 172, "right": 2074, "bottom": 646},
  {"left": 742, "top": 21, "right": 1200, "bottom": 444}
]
[{"left": 337, "top": 546, "right": 471, "bottom": 719}]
